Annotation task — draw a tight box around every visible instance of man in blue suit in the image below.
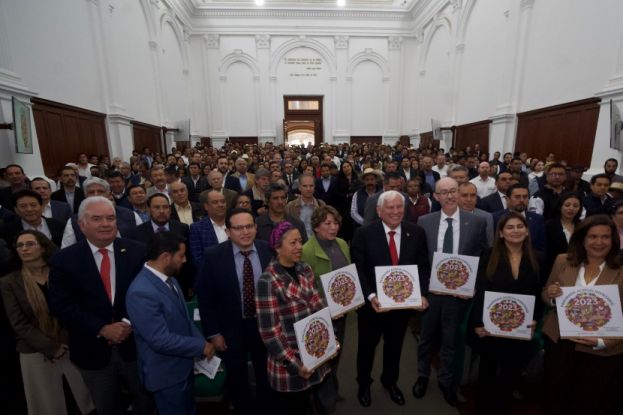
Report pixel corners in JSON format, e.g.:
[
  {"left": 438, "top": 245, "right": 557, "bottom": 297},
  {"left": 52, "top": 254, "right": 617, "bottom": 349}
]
[
  {"left": 196, "top": 208, "right": 272, "bottom": 415},
  {"left": 189, "top": 190, "right": 228, "bottom": 266},
  {"left": 492, "top": 184, "right": 546, "bottom": 252},
  {"left": 127, "top": 232, "right": 215, "bottom": 415},
  {"left": 49, "top": 196, "right": 153, "bottom": 415}
]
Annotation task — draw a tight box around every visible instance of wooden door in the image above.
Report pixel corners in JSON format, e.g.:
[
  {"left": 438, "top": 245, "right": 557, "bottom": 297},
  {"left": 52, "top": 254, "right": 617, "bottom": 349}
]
[
  {"left": 453, "top": 120, "right": 490, "bottom": 153},
  {"left": 131, "top": 121, "right": 163, "bottom": 156},
  {"left": 283, "top": 95, "right": 323, "bottom": 144}
]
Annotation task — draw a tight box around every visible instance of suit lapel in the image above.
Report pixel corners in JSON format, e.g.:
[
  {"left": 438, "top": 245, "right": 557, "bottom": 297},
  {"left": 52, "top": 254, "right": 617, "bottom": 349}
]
[
  {"left": 399, "top": 224, "right": 412, "bottom": 264},
  {"left": 429, "top": 212, "right": 441, "bottom": 253},
  {"left": 225, "top": 243, "right": 243, "bottom": 311},
  {"left": 458, "top": 211, "right": 469, "bottom": 254},
  {"left": 145, "top": 268, "right": 187, "bottom": 315}
]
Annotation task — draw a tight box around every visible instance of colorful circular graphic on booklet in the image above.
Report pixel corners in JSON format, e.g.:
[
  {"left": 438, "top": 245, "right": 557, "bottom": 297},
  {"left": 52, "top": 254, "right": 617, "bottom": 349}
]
[
  {"left": 328, "top": 273, "right": 356, "bottom": 307},
  {"left": 304, "top": 318, "right": 331, "bottom": 358},
  {"left": 489, "top": 298, "right": 525, "bottom": 331},
  {"left": 564, "top": 292, "right": 612, "bottom": 331},
  {"left": 382, "top": 270, "right": 414, "bottom": 303},
  {"left": 436, "top": 258, "right": 470, "bottom": 289}
]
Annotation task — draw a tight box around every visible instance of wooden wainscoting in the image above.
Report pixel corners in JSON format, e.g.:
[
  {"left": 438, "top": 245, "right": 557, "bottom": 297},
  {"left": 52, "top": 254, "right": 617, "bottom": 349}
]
[
  {"left": 131, "top": 121, "right": 163, "bottom": 156},
  {"left": 516, "top": 98, "right": 599, "bottom": 166},
  {"left": 453, "top": 120, "right": 491, "bottom": 154},
  {"left": 32, "top": 98, "right": 108, "bottom": 179},
  {"left": 350, "top": 136, "right": 382, "bottom": 145}
]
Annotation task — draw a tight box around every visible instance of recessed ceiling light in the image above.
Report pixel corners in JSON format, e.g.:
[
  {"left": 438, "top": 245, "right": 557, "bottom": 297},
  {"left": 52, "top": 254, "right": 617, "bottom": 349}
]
[
  {"left": 337, "top": 0, "right": 346, "bottom": 7},
  {"left": 255, "top": 0, "right": 264, "bottom": 6}
]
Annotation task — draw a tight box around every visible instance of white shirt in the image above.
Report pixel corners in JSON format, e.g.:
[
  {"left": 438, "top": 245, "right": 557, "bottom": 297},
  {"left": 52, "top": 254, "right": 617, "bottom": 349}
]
[
  {"left": 368, "top": 223, "right": 402, "bottom": 301},
  {"left": 575, "top": 262, "right": 605, "bottom": 287},
  {"left": 211, "top": 219, "right": 228, "bottom": 243},
  {"left": 88, "top": 240, "right": 116, "bottom": 303},
  {"left": 437, "top": 209, "right": 460, "bottom": 254},
  {"left": 144, "top": 263, "right": 180, "bottom": 296},
  {"left": 470, "top": 176, "right": 497, "bottom": 198},
  {"left": 61, "top": 212, "right": 143, "bottom": 249},
  {"left": 498, "top": 191, "right": 508, "bottom": 210},
  {"left": 21, "top": 218, "right": 51, "bottom": 240},
  {"left": 432, "top": 165, "right": 448, "bottom": 178},
  {"left": 42, "top": 203, "right": 53, "bottom": 219}
]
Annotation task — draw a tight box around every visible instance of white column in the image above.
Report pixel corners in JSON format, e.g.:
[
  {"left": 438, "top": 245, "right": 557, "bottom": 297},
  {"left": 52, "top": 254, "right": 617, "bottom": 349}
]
[
  {"left": 106, "top": 114, "right": 134, "bottom": 161},
  {"left": 488, "top": 0, "right": 535, "bottom": 154},
  {"left": 256, "top": 35, "right": 275, "bottom": 143},
  {"left": 384, "top": 36, "right": 403, "bottom": 144},
  {"left": 204, "top": 34, "right": 227, "bottom": 141},
  {"left": 333, "top": 36, "right": 349, "bottom": 143}
]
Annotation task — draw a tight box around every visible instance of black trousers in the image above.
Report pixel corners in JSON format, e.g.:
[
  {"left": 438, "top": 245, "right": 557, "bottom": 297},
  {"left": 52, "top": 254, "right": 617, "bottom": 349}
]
[
  {"left": 477, "top": 336, "right": 530, "bottom": 415},
  {"left": 222, "top": 318, "right": 272, "bottom": 415},
  {"left": 544, "top": 338, "right": 623, "bottom": 415},
  {"left": 273, "top": 389, "right": 311, "bottom": 415},
  {"left": 356, "top": 303, "right": 412, "bottom": 386}
]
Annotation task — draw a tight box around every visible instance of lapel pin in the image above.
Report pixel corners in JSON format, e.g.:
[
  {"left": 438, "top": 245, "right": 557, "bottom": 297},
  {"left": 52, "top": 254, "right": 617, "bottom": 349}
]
[
  {"left": 121, "top": 248, "right": 126, "bottom": 253},
  {"left": 406, "top": 232, "right": 410, "bottom": 237}
]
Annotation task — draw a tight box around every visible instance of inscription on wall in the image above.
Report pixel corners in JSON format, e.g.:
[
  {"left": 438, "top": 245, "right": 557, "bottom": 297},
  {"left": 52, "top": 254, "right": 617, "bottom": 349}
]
[{"left": 284, "top": 57, "right": 323, "bottom": 77}]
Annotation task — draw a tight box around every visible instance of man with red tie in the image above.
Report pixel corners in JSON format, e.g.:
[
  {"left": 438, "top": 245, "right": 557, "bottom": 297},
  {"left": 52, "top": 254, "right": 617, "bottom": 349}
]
[
  {"left": 49, "top": 196, "right": 153, "bottom": 415},
  {"left": 351, "top": 190, "right": 431, "bottom": 408}
]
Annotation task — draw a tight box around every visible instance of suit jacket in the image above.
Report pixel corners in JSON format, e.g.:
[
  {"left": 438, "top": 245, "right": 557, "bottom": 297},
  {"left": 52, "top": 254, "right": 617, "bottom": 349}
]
[
  {"left": 472, "top": 208, "right": 494, "bottom": 247},
  {"left": 0, "top": 216, "right": 64, "bottom": 248},
  {"left": 399, "top": 168, "right": 419, "bottom": 182},
  {"left": 231, "top": 172, "right": 255, "bottom": 192},
  {"left": 479, "top": 191, "right": 504, "bottom": 213},
  {"left": 197, "top": 240, "right": 272, "bottom": 349},
  {"left": 49, "top": 200, "right": 72, "bottom": 224},
  {"left": 314, "top": 176, "right": 338, "bottom": 207},
  {"left": 492, "top": 210, "right": 546, "bottom": 253},
  {"left": 126, "top": 219, "right": 189, "bottom": 246},
  {"left": 363, "top": 191, "right": 409, "bottom": 226},
  {"left": 126, "top": 266, "right": 205, "bottom": 392},
  {"left": 223, "top": 174, "right": 242, "bottom": 193},
  {"left": 351, "top": 220, "right": 431, "bottom": 298},
  {"left": 221, "top": 188, "right": 238, "bottom": 211},
  {"left": 189, "top": 217, "right": 221, "bottom": 267},
  {"left": 146, "top": 185, "right": 171, "bottom": 200},
  {"left": 182, "top": 176, "right": 210, "bottom": 203},
  {"left": 544, "top": 218, "right": 570, "bottom": 277},
  {"left": 417, "top": 210, "right": 488, "bottom": 266},
  {"left": 1, "top": 271, "right": 66, "bottom": 358},
  {"left": 51, "top": 187, "right": 85, "bottom": 213},
  {"left": 170, "top": 201, "right": 203, "bottom": 224},
  {"left": 49, "top": 238, "right": 146, "bottom": 369},
  {"left": 541, "top": 254, "right": 623, "bottom": 356}
]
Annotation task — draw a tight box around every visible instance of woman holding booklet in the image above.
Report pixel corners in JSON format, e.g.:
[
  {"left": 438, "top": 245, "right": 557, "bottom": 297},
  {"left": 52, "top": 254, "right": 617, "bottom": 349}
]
[
  {"left": 256, "top": 221, "right": 332, "bottom": 415},
  {"left": 542, "top": 214, "right": 623, "bottom": 415},
  {"left": 302, "top": 205, "right": 352, "bottom": 405},
  {"left": 471, "top": 212, "right": 543, "bottom": 415}
]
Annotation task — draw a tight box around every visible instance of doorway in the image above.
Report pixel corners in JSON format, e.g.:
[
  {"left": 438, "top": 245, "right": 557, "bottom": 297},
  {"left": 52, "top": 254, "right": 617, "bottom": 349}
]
[{"left": 283, "top": 95, "right": 323, "bottom": 145}]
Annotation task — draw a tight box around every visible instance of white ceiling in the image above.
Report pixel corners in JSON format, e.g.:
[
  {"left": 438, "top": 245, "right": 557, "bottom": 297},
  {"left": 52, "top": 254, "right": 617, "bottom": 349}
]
[{"left": 192, "top": 0, "right": 416, "bottom": 10}]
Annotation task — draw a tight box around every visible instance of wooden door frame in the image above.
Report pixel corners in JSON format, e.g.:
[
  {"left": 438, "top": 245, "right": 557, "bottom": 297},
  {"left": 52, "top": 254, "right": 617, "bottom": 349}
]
[{"left": 283, "top": 95, "right": 323, "bottom": 145}]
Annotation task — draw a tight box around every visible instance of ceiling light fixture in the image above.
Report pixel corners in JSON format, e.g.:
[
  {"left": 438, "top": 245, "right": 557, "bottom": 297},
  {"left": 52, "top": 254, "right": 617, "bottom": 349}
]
[
  {"left": 337, "top": 0, "right": 346, "bottom": 7},
  {"left": 255, "top": 0, "right": 265, "bottom": 6}
]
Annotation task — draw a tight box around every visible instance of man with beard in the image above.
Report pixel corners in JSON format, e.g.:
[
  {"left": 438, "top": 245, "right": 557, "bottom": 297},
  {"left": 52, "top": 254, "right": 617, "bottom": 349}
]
[
  {"left": 604, "top": 158, "right": 623, "bottom": 183},
  {"left": 493, "top": 184, "right": 545, "bottom": 251},
  {"left": 126, "top": 232, "right": 214, "bottom": 415},
  {"left": 51, "top": 165, "right": 85, "bottom": 214},
  {"left": 216, "top": 156, "right": 242, "bottom": 193}
]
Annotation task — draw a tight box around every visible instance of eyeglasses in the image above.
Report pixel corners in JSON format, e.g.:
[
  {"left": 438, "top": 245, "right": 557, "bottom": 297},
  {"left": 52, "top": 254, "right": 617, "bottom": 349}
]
[
  {"left": 16, "top": 241, "right": 39, "bottom": 249},
  {"left": 435, "top": 189, "right": 458, "bottom": 196},
  {"left": 229, "top": 224, "right": 255, "bottom": 231}
]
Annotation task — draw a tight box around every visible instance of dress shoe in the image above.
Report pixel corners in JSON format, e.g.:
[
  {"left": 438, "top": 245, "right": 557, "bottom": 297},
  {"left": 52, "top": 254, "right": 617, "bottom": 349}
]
[
  {"left": 439, "top": 383, "right": 458, "bottom": 407},
  {"left": 358, "top": 385, "right": 371, "bottom": 407},
  {"left": 412, "top": 376, "right": 428, "bottom": 399},
  {"left": 383, "top": 383, "right": 405, "bottom": 406}
]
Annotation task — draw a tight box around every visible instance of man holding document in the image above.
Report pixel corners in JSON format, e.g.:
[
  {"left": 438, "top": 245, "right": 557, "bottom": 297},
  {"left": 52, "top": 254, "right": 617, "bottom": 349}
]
[
  {"left": 127, "top": 232, "right": 215, "bottom": 415},
  {"left": 351, "top": 189, "right": 430, "bottom": 407}
]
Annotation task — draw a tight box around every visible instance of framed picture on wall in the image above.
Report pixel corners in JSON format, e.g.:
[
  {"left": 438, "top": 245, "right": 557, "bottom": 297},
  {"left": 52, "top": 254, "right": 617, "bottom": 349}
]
[
  {"left": 12, "top": 97, "right": 33, "bottom": 154},
  {"left": 610, "top": 99, "right": 623, "bottom": 151}
]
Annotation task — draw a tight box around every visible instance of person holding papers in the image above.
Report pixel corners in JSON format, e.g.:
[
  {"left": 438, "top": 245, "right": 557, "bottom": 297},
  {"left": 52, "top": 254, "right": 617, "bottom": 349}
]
[
  {"left": 471, "top": 212, "right": 543, "bottom": 414},
  {"left": 542, "top": 214, "right": 623, "bottom": 415},
  {"left": 302, "top": 205, "right": 351, "bottom": 404},
  {"left": 256, "top": 221, "right": 331, "bottom": 415},
  {"left": 126, "top": 232, "right": 214, "bottom": 415}
]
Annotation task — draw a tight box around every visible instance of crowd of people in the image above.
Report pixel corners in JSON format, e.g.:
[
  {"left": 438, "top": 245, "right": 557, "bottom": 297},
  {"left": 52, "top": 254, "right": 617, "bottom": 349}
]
[{"left": 0, "top": 140, "right": 622, "bottom": 415}]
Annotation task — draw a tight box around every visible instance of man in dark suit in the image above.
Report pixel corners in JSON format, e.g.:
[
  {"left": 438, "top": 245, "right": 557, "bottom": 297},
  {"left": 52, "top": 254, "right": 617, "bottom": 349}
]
[
  {"left": 127, "top": 193, "right": 193, "bottom": 297},
  {"left": 216, "top": 156, "right": 242, "bottom": 193},
  {"left": 414, "top": 177, "right": 488, "bottom": 407},
  {"left": 51, "top": 166, "right": 85, "bottom": 214},
  {"left": 0, "top": 164, "right": 29, "bottom": 212},
  {"left": 492, "top": 184, "right": 546, "bottom": 252},
  {"left": 314, "top": 163, "right": 338, "bottom": 207},
  {"left": 351, "top": 190, "right": 431, "bottom": 408},
  {"left": 363, "top": 172, "right": 406, "bottom": 225},
  {"left": 181, "top": 162, "right": 210, "bottom": 202},
  {"left": 398, "top": 157, "right": 418, "bottom": 182},
  {"left": 127, "top": 232, "right": 215, "bottom": 415},
  {"left": 30, "top": 177, "right": 72, "bottom": 224},
  {"left": 197, "top": 208, "right": 273, "bottom": 415},
  {"left": 169, "top": 181, "right": 203, "bottom": 225},
  {"left": 418, "top": 156, "right": 440, "bottom": 194},
  {"left": 49, "top": 196, "right": 153, "bottom": 415},
  {"left": 107, "top": 171, "right": 132, "bottom": 209},
  {"left": 189, "top": 190, "right": 229, "bottom": 267},
  {"left": 478, "top": 171, "right": 513, "bottom": 213},
  {"left": 0, "top": 190, "right": 64, "bottom": 248}
]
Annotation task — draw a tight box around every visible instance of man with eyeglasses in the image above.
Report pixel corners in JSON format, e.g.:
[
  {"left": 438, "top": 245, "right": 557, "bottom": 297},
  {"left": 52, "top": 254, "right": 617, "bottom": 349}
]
[
  {"left": 414, "top": 177, "right": 487, "bottom": 407},
  {"left": 528, "top": 163, "right": 568, "bottom": 220},
  {"left": 196, "top": 208, "right": 272, "bottom": 415}
]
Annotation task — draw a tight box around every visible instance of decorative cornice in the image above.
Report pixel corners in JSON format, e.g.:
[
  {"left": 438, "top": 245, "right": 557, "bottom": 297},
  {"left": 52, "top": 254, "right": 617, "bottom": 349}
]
[
  {"left": 255, "top": 34, "right": 270, "bottom": 49},
  {"left": 334, "top": 35, "right": 349, "bottom": 49},
  {"left": 193, "top": 8, "right": 411, "bottom": 21},
  {"left": 203, "top": 33, "right": 219, "bottom": 49},
  {"left": 388, "top": 36, "right": 402, "bottom": 50}
]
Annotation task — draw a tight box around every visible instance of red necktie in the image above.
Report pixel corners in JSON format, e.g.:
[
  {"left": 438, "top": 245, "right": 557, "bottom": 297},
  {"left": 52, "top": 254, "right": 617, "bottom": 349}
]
[
  {"left": 99, "top": 248, "right": 112, "bottom": 302},
  {"left": 388, "top": 231, "right": 398, "bottom": 266},
  {"left": 241, "top": 251, "right": 255, "bottom": 318}
]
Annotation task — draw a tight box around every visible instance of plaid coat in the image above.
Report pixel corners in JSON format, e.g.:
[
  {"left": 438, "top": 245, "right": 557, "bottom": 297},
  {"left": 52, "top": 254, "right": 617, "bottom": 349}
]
[{"left": 256, "top": 259, "right": 331, "bottom": 392}]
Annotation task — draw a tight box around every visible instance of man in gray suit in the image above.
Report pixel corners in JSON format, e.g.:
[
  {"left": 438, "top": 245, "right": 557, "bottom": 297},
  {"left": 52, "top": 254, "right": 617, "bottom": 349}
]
[
  {"left": 457, "top": 182, "right": 493, "bottom": 247},
  {"left": 412, "top": 177, "right": 487, "bottom": 407}
]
